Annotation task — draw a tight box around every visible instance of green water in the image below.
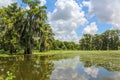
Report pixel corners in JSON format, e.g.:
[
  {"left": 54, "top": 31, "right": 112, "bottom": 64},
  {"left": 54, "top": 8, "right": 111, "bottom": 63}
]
[{"left": 0, "top": 54, "right": 120, "bottom": 80}]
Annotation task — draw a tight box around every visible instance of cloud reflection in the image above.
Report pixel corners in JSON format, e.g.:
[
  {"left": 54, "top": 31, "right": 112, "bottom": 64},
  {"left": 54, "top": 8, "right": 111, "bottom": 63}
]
[
  {"left": 50, "top": 56, "right": 88, "bottom": 80},
  {"left": 84, "top": 66, "right": 99, "bottom": 78}
]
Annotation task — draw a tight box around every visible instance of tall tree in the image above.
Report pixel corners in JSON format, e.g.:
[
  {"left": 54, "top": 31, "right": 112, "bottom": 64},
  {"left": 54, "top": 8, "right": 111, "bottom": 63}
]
[
  {"left": 79, "top": 34, "right": 92, "bottom": 50},
  {"left": 15, "top": 0, "right": 53, "bottom": 54},
  {"left": 101, "top": 30, "right": 120, "bottom": 50},
  {"left": 0, "top": 0, "right": 54, "bottom": 54},
  {"left": 91, "top": 34, "right": 102, "bottom": 50}
]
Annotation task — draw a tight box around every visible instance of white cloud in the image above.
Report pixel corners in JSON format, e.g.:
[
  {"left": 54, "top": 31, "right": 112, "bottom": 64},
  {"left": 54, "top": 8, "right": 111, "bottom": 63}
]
[
  {"left": 0, "top": 0, "right": 17, "bottom": 8},
  {"left": 83, "top": 22, "right": 98, "bottom": 35},
  {"left": 0, "top": 0, "right": 46, "bottom": 8},
  {"left": 111, "top": 23, "right": 120, "bottom": 30},
  {"left": 48, "top": 0, "right": 87, "bottom": 43},
  {"left": 39, "top": 0, "right": 46, "bottom": 6},
  {"left": 84, "top": 0, "right": 120, "bottom": 30},
  {"left": 82, "top": 0, "right": 92, "bottom": 13}
]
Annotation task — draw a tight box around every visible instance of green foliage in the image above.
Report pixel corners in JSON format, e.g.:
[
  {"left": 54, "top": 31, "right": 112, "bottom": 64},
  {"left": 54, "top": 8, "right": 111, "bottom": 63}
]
[
  {"left": 0, "top": 1, "right": 54, "bottom": 54},
  {"left": 5, "top": 71, "right": 15, "bottom": 80},
  {"left": 79, "top": 30, "right": 120, "bottom": 50},
  {"left": 51, "top": 40, "right": 79, "bottom": 50},
  {"left": 79, "top": 34, "right": 92, "bottom": 50},
  {"left": 0, "top": 71, "right": 15, "bottom": 80},
  {"left": 0, "top": 3, "right": 20, "bottom": 54}
]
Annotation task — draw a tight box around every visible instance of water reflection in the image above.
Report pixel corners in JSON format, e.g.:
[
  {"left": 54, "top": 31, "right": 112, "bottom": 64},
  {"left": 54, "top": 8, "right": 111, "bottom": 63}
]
[
  {"left": 84, "top": 66, "right": 99, "bottom": 78},
  {"left": 51, "top": 56, "right": 88, "bottom": 80},
  {"left": 0, "top": 54, "right": 120, "bottom": 80},
  {"left": 51, "top": 55, "right": 120, "bottom": 80},
  {"left": 0, "top": 55, "right": 54, "bottom": 80}
]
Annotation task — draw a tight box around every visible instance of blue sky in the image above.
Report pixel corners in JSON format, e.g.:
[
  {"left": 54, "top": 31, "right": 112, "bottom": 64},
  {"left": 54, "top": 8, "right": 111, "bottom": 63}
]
[
  {"left": 46, "top": 0, "right": 111, "bottom": 34},
  {"left": 0, "top": 0, "right": 120, "bottom": 43},
  {"left": 45, "top": 0, "right": 116, "bottom": 43}
]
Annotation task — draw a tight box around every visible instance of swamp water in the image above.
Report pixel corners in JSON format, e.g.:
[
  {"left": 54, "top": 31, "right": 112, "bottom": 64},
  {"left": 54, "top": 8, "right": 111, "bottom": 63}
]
[{"left": 0, "top": 54, "right": 120, "bottom": 80}]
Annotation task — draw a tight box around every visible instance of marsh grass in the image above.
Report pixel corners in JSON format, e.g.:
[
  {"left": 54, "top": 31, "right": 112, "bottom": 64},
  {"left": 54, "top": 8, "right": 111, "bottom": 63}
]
[{"left": 0, "top": 50, "right": 120, "bottom": 57}]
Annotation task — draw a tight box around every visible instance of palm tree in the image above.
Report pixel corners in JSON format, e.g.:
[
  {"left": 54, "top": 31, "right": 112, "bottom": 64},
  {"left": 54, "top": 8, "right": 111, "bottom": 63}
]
[{"left": 17, "top": 0, "right": 54, "bottom": 54}]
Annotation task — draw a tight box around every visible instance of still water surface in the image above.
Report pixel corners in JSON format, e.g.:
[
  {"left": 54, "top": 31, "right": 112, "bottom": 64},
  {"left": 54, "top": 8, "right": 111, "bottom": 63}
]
[{"left": 0, "top": 54, "right": 120, "bottom": 80}]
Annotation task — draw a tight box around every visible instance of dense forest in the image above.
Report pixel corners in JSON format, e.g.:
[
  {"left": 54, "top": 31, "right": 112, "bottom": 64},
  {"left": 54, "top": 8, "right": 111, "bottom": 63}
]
[{"left": 0, "top": 0, "right": 120, "bottom": 55}]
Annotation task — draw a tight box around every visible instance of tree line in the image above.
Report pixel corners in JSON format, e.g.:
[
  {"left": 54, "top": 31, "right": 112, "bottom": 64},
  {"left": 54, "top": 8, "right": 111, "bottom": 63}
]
[
  {"left": 50, "top": 30, "right": 120, "bottom": 51},
  {"left": 79, "top": 30, "right": 120, "bottom": 50}
]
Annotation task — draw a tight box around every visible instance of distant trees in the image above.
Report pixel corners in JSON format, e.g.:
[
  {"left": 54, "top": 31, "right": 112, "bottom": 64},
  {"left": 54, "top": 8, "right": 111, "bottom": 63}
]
[
  {"left": 51, "top": 40, "right": 79, "bottom": 50},
  {"left": 79, "top": 30, "right": 120, "bottom": 50}
]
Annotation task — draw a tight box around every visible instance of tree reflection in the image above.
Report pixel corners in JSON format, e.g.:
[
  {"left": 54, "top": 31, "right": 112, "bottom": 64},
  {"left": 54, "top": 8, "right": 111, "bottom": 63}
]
[{"left": 0, "top": 55, "right": 54, "bottom": 80}]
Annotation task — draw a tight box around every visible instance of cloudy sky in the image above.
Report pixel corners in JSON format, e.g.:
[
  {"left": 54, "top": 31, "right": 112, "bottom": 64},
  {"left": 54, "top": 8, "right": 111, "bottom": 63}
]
[{"left": 0, "top": 0, "right": 120, "bottom": 43}]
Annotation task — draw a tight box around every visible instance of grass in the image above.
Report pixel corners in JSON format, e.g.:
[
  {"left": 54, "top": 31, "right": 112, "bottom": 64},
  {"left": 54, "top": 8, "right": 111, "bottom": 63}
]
[
  {"left": 0, "top": 49, "right": 120, "bottom": 57},
  {"left": 0, "top": 50, "right": 10, "bottom": 57},
  {"left": 34, "top": 50, "right": 120, "bottom": 55}
]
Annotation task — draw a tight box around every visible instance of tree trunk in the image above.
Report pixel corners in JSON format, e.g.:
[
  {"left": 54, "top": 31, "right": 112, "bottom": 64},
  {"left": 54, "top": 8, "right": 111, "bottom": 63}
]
[
  {"left": 24, "top": 36, "right": 32, "bottom": 54},
  {"left": 24, "top": 40, "right": 32, "bottom": 54},
  {"left": 24, "top": 47, "right": 32, "bottom": 54},
  {"left": 39, "top": 41, "right": 45, "bottom": 52}
]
